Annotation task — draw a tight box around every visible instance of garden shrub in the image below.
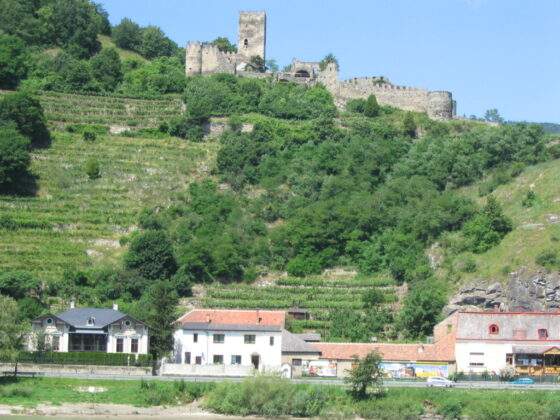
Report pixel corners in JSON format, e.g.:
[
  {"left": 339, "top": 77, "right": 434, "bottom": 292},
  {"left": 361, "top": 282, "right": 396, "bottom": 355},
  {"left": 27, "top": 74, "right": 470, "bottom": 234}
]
[{"left": 85, "top": 158, "right": 100, "bottom": 180}]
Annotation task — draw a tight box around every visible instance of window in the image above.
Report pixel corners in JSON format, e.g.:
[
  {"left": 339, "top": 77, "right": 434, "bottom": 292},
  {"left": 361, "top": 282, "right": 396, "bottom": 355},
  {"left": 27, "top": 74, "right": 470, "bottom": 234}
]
[
  {"left": 213, "top": 334, "right": 225, "bottom": 344},
  {"left": 213, "top": 355, "right": 223, "bottom": 364},
  {"left": 195, "top": 356, "right": 202, "bottom": 365},
  {"left": 131, "top": 338, "right": 138, "bottom": 353},
  {"left": 538, "top": 329, "right": 549, "bottom": 339},
  {"left": 193, "top": 333, "right": 198, "bottom": 343},
  {"left": 244, "top": 334, "right": 256, "bottom": 344},
  {"left": 292, "top": 359, "right": 302, "bottom": 366},
  {"left": 231, "top": 355, "right": 242, "bottom": 365},
  {"left": 124, "top": 320, "right": 131, "bottom": 328},
  {"left": 46, "top": 318, "right": 53, "bottom": 325},
  {"left": 244, "top": 38, "right": 248, "bottom": 47},
  {"left": 489, "top": 324, "right": 499, "bottom": 335},
  {"left": 52, "top": 336, "right": 60, "bottom": 351},
  {"left": 87, "top": 316, "right": 95, "bottom": 326},
  {"left": 269, "top": 336, "right": 274, "bottom": 346},
  {"left": 469, "top": 352, "right": 485, "bottom": 367},
  {"left": 116, "top": 338, "right": 123, "bottom": 353},
  {"left": 184, "top": 352, "right": 191, "bottom": 364}
]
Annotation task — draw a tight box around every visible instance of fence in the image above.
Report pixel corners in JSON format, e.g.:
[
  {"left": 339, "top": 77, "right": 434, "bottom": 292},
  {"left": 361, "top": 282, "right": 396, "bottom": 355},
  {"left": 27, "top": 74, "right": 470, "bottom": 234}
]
[{"left": 3, "top": 352, "right": 152, "bottom": 367}]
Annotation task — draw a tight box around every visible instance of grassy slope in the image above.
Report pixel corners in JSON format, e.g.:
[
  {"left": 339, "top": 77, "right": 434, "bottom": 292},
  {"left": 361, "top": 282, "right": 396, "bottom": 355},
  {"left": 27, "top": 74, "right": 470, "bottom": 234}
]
[
  {"left": 439, "top": 158, "right": 560, "bottom": 284},
  {"left": 98, "top": 35, "right": 147, "bottom": 62},
  {"left": 0, "top": 121, "right": 217, "bottom": 283}
]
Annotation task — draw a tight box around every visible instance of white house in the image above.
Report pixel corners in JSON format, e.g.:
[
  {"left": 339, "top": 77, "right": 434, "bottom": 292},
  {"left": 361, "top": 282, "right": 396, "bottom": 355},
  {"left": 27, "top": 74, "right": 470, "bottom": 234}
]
[
  {"left": 450, "top": 311, "right": 560, "bottom": 376},
  {"left": 166, "top": 309, "right": 291, "bottom": 376},
  {"left": 29, "top": 303, "right": 148, "bottom": 355}
]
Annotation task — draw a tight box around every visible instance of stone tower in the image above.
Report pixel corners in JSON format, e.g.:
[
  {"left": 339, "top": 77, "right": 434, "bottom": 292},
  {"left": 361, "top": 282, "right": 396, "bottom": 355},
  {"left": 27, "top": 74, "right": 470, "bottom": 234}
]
[{"left": 238, "top": 11, "right": 266, "bottom": 62}]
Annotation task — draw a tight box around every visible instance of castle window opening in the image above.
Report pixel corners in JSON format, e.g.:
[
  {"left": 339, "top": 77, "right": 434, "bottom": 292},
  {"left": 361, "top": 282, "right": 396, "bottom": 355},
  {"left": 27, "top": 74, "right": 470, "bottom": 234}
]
[
  {"left": 244, "top": 39, "right": 248, "bottom": 47},
  {"left": 295, "top": 70, "right": 310, "bottom": 78}
]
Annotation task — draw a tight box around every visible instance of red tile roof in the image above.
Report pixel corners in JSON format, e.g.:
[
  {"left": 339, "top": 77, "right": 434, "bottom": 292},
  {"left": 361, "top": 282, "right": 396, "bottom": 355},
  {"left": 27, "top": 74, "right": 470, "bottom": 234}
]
[
  {"left": 313, "top": 341, "right": 454, "bottom": 362},
  {"left": 177, "top": 309, "right": 285, "bottom": 328}
]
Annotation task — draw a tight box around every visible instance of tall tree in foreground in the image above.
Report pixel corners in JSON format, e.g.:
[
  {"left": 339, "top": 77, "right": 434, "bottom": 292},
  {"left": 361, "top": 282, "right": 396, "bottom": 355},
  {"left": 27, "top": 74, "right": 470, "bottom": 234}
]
[
  {"left": 0, "top": 295, "right": 28, "bottom": 376},
  {"left": 345, "top": 351, "right": 384, "bottom": 399},
  {"left": 144, "top": 280, "right": 178, "bottom": 373}
]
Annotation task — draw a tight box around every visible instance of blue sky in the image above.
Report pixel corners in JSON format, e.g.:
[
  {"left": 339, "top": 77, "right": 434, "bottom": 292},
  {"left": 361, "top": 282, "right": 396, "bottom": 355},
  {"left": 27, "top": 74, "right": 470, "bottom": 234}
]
[{"left": 102, "top": 0, "right": 559, "bottom": 123}]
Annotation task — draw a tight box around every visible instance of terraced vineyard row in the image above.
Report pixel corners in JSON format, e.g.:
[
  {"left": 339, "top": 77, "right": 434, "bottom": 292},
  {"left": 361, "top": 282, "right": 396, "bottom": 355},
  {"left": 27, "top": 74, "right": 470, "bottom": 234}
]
[
  {"left": 201, "top": 277, "right": 400, "bottom": 331},
  {"left": 38, "top": 91, "right": 184, "bottom": 127},
  {"left": 0, "top": 131, "right": 217, "bottom": 282}
]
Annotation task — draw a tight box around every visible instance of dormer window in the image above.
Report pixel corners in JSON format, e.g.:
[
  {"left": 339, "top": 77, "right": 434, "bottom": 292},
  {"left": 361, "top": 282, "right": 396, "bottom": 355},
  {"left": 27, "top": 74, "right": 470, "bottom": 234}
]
[
  {"left": 87, "top": 316, "right": 95, "bottom": 326},
  {"left": 124, "top": 320, "right": 131, "bottom": 328},
  {"left": 489, "top": 324, "right": 499, "bottom": 335},
  {"left": 46, "top": 318, "right": 53, "bottom": 325},
  {"left": 538, "top": 329, "right": 548, "bottom": 340}
]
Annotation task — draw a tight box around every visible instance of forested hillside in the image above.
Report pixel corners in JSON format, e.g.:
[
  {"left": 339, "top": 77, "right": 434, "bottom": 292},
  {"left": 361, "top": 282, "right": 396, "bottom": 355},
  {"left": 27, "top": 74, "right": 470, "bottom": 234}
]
[{"left": 0, "top": 0, "right": 557, "bottom": 342}]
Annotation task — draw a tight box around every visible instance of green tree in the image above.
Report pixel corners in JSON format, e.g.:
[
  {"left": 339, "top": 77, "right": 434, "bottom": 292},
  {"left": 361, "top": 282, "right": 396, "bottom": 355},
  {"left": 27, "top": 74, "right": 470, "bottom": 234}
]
[
  {"left": 345, "top": 351, "right": 384, "bottom": 399},
  {"left": 144, "top": 280, "right": 178, "bottom": 366},
  {"left": 363, "top": 94, "right": 380, "bottom": 117},
  {"left": 463, "top": 196, "right": 512, "bottom": 253},
  {"left": 112, "top": 18, "right": 142, "bottom": 51},
  {"left": 124, "top": 230, "right": 177, "bottom": 280},
  {"left": 329, "top": 309, "right": 369, "bottom": 342},
  {"left": 0, "top": 126, "right": 31, "bottom": 193},
  {"left": 50, "top": 0, "right": 101, "bottom": 58},
  {"left": 0, "top": 34, "right": 28, "bottom": 89},
  {"left": 211, "top": 37, "right": 237, "bottom": 53},
  {"left": 92, "top": 2, "right": 111, "bottom": 35},
  {"left": 120, "top": 57, "right": 185, "bottom": 96},
  {"left": 319, "top": 53, "right": 339, "bottom": 71},
  {"left": 0, "top": 91, "right": 50, "bottom": 147},
  {"left": 403, "top": 112, "right": 416, "bottom": 137},
  {"left": 0, "top": 271, "right": 40, "bottom": 299},
  {"left": 0, "top": 294, "right": 28, "bottom": 375},
  {"left": 398, "top": 279, "right": 446, "bottom": 339},
  {"left": 484, "top": 108, "right": 503, "bottom": 124},
  {"left": 248, "top": 55, "right": 265, "bottom": 73},
  {"left": 140, "top": 26, "right": 178, "bottom": 59},
  {"left": 90, "top": 47, "right": 123, "bottom": 91}
]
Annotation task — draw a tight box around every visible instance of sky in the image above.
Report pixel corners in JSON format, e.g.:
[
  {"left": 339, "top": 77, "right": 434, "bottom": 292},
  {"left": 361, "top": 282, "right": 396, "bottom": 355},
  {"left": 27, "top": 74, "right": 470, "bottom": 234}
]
[{"left": 102, "top": 0, "right": 560, "bottom": 123}]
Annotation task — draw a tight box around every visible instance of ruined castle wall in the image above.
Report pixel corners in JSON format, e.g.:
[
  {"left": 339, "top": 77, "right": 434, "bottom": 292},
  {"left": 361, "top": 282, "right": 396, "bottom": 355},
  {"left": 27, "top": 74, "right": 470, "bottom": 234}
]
[{"left": 200, "top": 45, "right": 237, "bottom": 75}]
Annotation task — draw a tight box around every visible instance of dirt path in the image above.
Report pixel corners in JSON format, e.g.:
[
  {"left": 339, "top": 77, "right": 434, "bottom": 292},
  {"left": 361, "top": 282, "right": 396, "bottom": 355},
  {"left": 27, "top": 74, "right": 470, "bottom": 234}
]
[{"left": 0, "top": 401, "right": 258, "bottom": 418}]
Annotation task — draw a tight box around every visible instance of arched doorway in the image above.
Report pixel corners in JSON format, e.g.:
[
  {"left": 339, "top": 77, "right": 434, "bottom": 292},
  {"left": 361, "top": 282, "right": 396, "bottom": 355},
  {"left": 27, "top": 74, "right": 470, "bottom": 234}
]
[
  {"left": 251, "top": 353, "right": 260, "bottom": 370},
  {"left": 295, "top": 69, "right": 310, "bottom": 78}
]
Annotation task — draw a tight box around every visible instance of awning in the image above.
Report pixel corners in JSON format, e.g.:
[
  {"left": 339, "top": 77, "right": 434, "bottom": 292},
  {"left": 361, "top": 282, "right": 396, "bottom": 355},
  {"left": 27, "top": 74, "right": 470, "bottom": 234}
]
[
  {"left": 513, "top": 346, "right": 560, "bottom": 355},
  {"left": 72, "top": 330, "right": 107, "bottom": 335}
]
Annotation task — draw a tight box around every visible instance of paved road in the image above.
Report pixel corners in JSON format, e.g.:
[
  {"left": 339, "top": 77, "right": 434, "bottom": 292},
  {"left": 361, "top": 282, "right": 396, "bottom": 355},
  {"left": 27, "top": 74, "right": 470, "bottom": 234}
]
[{"left": 11, "top": 371, "right": 560, "bottom": 390}]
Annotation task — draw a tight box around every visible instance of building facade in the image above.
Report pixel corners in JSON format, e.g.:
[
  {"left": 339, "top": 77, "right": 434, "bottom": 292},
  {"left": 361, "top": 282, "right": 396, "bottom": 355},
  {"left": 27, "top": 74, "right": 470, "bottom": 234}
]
[
  {"left": 451, "top": 311, "right": 560, "bottom": 375},
  {"left": 29, "top": 304, "right": 148, "bottom": 355}
]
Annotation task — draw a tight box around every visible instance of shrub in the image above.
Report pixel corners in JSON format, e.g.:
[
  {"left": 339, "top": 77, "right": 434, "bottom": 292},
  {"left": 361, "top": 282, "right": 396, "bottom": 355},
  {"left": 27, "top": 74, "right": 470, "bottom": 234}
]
[
  {"left": 536, "top": 250, "right": 558, "bottom": 269},
  {"left": 82, "top": 128, "right": 97, "bottom": 142},
  {"left": 438, "top": 400, "right": 463, "bottom": 419},
  {"left": 346, "top": 98, "right": 366, "bottom": 114},
  {"left": 90, "top": 47, "right": 123, "bottom": 91},
  {"left": 6, "top": 351, "right": 153, "bottom": 367},
  {"left": 345, "top": 351, "right": 384, "bottom": 399},
  {"left": 85, "top": 158, "right": 100, "bottom": 180},
  {"left": 522, "top": 190, "right": 537, "bottom": 207}
]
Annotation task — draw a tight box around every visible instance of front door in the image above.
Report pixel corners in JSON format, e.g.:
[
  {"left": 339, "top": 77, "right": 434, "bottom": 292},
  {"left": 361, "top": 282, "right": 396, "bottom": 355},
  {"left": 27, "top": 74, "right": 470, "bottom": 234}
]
[{"left": 251, "top": 354, "right": 260, "bottom": 370}]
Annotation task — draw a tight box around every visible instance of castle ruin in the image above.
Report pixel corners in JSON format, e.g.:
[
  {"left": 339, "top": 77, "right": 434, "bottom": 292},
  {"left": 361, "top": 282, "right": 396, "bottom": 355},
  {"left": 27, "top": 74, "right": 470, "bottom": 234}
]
[{"left": 185, "top": 11, "right": 456, "bottom": 120}]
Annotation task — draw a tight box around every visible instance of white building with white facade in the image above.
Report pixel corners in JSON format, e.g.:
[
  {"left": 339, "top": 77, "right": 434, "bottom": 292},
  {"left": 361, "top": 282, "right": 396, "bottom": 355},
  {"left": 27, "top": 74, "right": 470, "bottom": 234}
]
[
  {"left": 29, "top": 304, "right": 148, "bottom": 355},
  {"left": 166, "top": 309, "right": 290, "bottom": 376}
]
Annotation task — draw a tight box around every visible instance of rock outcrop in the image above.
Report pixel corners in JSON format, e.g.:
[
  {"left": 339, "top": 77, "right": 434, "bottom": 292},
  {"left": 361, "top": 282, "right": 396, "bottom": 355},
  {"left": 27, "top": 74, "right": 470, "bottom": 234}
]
[{"left": 445, "top": 268, "right": 560, "bottom": 315}]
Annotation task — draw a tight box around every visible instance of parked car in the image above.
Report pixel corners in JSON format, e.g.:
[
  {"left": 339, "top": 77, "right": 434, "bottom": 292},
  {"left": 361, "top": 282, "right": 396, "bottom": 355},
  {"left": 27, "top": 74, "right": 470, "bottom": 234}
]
[
  {"left": 512, "top": 377, "right": 534, "bottom": 385},
  {"left": 426, "top": 376, "right": 455, "bottom": 388}
]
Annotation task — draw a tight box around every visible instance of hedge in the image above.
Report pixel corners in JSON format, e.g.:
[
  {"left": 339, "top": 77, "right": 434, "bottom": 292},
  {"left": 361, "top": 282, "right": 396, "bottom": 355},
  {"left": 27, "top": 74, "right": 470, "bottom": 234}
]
[{"left": 3, "top": 352, "right": 153, "bottom": 367}]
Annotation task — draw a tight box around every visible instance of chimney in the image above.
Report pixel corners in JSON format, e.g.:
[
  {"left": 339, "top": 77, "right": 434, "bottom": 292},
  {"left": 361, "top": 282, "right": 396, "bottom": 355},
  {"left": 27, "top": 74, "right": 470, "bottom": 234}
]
[
  {"left": 70, "top": 300, "right": 75, "bottom": 309},
  {"left": 113, "top": 302, "right": 119, "bottom": 311},
  {"left": 257, "top": 309, "right": 262, "bottom": 324}
]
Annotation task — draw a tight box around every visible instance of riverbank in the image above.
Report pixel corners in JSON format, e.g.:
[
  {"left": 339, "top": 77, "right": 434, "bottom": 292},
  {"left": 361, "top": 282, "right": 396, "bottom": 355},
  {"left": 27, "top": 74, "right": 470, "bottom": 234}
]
[{"left": 3, "top": 376, "right": 560, "bottom": 419}]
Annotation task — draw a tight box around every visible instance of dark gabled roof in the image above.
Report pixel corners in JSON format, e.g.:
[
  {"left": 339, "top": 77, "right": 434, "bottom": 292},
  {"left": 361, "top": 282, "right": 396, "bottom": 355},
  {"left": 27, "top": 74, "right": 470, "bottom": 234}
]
[
  {"left": 282, "top": 330, "right": 322, "bottom": 354},
  {"left": 56, "top": 308, "right": 133, "bottom": 329},
  {"left": 295, "top": 333, "right": 321, "bottom": 342},
  {"left": 181, "top": 322, "right": 282, "bottom": 332}
]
